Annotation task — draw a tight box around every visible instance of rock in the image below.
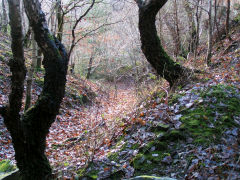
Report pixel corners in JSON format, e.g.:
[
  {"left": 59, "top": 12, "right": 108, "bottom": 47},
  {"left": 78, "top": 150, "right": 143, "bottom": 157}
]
[{"left": 127, "top": 175, "right": 177, "bottom": 180}]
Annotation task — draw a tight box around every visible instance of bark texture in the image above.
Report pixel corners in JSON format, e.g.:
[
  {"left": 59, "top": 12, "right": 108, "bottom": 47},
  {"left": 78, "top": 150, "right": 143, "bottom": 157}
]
[
  {"left": 22, "top": 0, "right": 69, "bottom": 178},
  {"left": 136, "top": 0, "right": 189, "bottom": 87},
  {"left": 3, "top": 0, "right": 26, "bottom": 178},
  {"left": 1, "top": 0, "right": 69, "bottom": 179}
]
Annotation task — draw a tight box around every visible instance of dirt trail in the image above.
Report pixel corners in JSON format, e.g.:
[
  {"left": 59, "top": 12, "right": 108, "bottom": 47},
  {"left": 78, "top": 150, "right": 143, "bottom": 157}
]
[
  {"left": 0, "top": 78, "right": 137, "bottom": 177},
  {"left": 45, "top": 81, "right": 137, "bottom": 176}
]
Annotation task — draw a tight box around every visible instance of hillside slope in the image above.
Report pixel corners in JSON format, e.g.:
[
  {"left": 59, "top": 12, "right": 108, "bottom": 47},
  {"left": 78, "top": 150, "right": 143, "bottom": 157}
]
[{"left": 78, "top": 18, "right": 240, "bottom": 180}]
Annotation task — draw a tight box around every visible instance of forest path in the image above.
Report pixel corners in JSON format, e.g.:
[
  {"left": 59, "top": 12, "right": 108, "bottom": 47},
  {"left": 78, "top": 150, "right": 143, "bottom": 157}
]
[
  {"left": 45, "top": 80, "right": 138, "bottom": 176},
  {"left": 0, "top": 71, "right": 138, "bottom": 178}
]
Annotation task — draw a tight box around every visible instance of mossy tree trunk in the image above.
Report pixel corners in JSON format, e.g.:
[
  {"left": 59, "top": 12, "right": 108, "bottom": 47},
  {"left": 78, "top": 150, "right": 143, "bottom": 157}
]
[
  {"left": 0, "top": 0, "right": 69, "bottom": 179},
  {"left": 136, "top": 0, "right": 189, "bottom": 87}
]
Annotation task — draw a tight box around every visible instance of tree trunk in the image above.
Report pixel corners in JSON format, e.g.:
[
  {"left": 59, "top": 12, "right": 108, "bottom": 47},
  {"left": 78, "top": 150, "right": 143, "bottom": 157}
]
[
  {"left": 20, "top": 1, "right": 26, "bottom": 35},
  {"left": 23, "top": 27, "right": 32, "bottom": 47},
  {"left": 173, "top": 0, "right": 181, "bottom": 57},
  {"left": 157, "top": 11, "right": 166, "bottom": 48},
  {"left": 56, "top": 0, "right": 64, "bottom": 42},
  {"left": 22, "top": 0, "right": 69, "bottom": 178},
  {"left": 2, "top": 0, "right": 8, "bottom": 33},
  {"left": 206, "top": 0, "right": 213, "bottom": 66},
  {"left": 0, "top": 0, "right": 69, "bottom": 179},
  {"left": 3, "top": 0, "right": 27, "bottom": 177},
  {"left": 136, "top": 0, "right": 189, "bottom": 87},
  {"left": 184, "top": 0, "right": 197, "bottom": 53},
  {"left": 225, "top": 0, "right": 230, "bottom": 37},
  {"left": 86, "top": 55, "right": 93, "bottom": 79},
  {"left": 213, "top": 0, "right": 222, "bottom": 46},
  {"left": 164, "top": 14, "right": 180, "bottom": 57},
  {"left": 25, "top": 34, "right": 37, "bottom": 111},
  {"left": 36, "top": 47, "right": 42, "bottom": 69},
  {"left": 194, "top": 0, "right": 203, "bottom": 61}
]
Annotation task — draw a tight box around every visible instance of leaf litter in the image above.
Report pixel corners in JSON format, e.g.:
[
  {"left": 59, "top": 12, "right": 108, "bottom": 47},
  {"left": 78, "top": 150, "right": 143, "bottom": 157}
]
[{"left": 0, "top": 30, "right": 240, "bottom": 179}]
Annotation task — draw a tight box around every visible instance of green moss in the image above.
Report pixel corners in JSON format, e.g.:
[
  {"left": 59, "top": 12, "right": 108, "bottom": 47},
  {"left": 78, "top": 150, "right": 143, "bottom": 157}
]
[
  {"left": 154, "top": 141, "right": 167, "bottom": 151},
  {"left": 141, "top": 141, "right": 155, "bottom": 153},
  {"left": 132, "top": 150, "right": 169, "bottom": 172},
  {"left": 4, "top": 51, "right": 13, "bottom": 57},
  {"left": 234, "top": 13, "right": 240, "bottom": 23},
  {"left": 0, "top": 54, "right": 4, "bottom": 61},
  {"left": 131, "top": 143, "right": 140, "bottom": 150},
  {"left": 35, "top": 76, "right": 44, "bottom": 87},
  {"left": 144, "top": 151, "right": 165, "bottom": 163},
  {"left": 180, "top": 85, "right": 240, "bottom": 145},
  {"left": 169, "top": 93, "right": 185, "bottom": 105},
  {"left": 132, "top": 153, "right": 145, "bottom": 170},
  {"left": 162, "top": 130, "right": 185, "bottom": 141},
  {"left": 108, "top": 151, "right": 119, "bottom": 162},
  {"left": 109, "top": 170, "right": 125, "bottom": 179},
  {"left": 88, "top": 171, "right": 98, "bottom": 179},
  {"left": 35, "top": 67, "right": 45, "bottom": 72},
  {"left": 120, "top": 143, "right": 128, "bottom": 151},
  {"left": 0, "top": 160, "right": 16, "bottom": 172},
  {"left": 188, "top": 119, "right": 200, "bottom": 126},
  {"left": 79, "top": 163, "right": 100, "bottom": 179},
  {"left": 47, "top": 33, "right": 55, "bottom": 41},
  {"left": 141, "top": 140, "right": 167, "bottom": 153},
  {"left": 77, "top": 168, "right": 86, "bottom": 177}
]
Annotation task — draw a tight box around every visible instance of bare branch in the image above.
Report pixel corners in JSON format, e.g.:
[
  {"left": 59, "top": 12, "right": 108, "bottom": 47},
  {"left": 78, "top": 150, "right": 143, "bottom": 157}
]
[
  {"left": 74, "top": 21, "right": 122, "bottom": 46},
  {"left": 69, "top": 0, "right": 96, "bottom": 57}
]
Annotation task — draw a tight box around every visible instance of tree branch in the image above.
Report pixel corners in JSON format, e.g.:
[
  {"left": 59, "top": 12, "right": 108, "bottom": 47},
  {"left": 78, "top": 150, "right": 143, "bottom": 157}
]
[
  {"left": 74, "top": 21, "right": 122, "bottom": 46},
  {"left": 69, "top": 0, "right": 96, "bottom": 57},
  {"left": 6, "top": 0, "right": 26, "bottom": 127}
]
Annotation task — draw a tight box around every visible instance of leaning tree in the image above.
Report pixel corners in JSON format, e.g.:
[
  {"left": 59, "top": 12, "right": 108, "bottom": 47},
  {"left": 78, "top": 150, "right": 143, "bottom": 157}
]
[
  {"left": 0, "top": 0, "right": 69, "bottom": 179},
  {"left": 136, "top": 0, "right": 192, "bottom": 87}
]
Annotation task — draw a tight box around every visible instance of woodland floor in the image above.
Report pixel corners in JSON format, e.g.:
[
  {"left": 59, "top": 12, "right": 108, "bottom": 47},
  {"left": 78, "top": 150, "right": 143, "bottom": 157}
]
[{"left": 0, "top": 25, "right": 240, "bottom": 180}]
